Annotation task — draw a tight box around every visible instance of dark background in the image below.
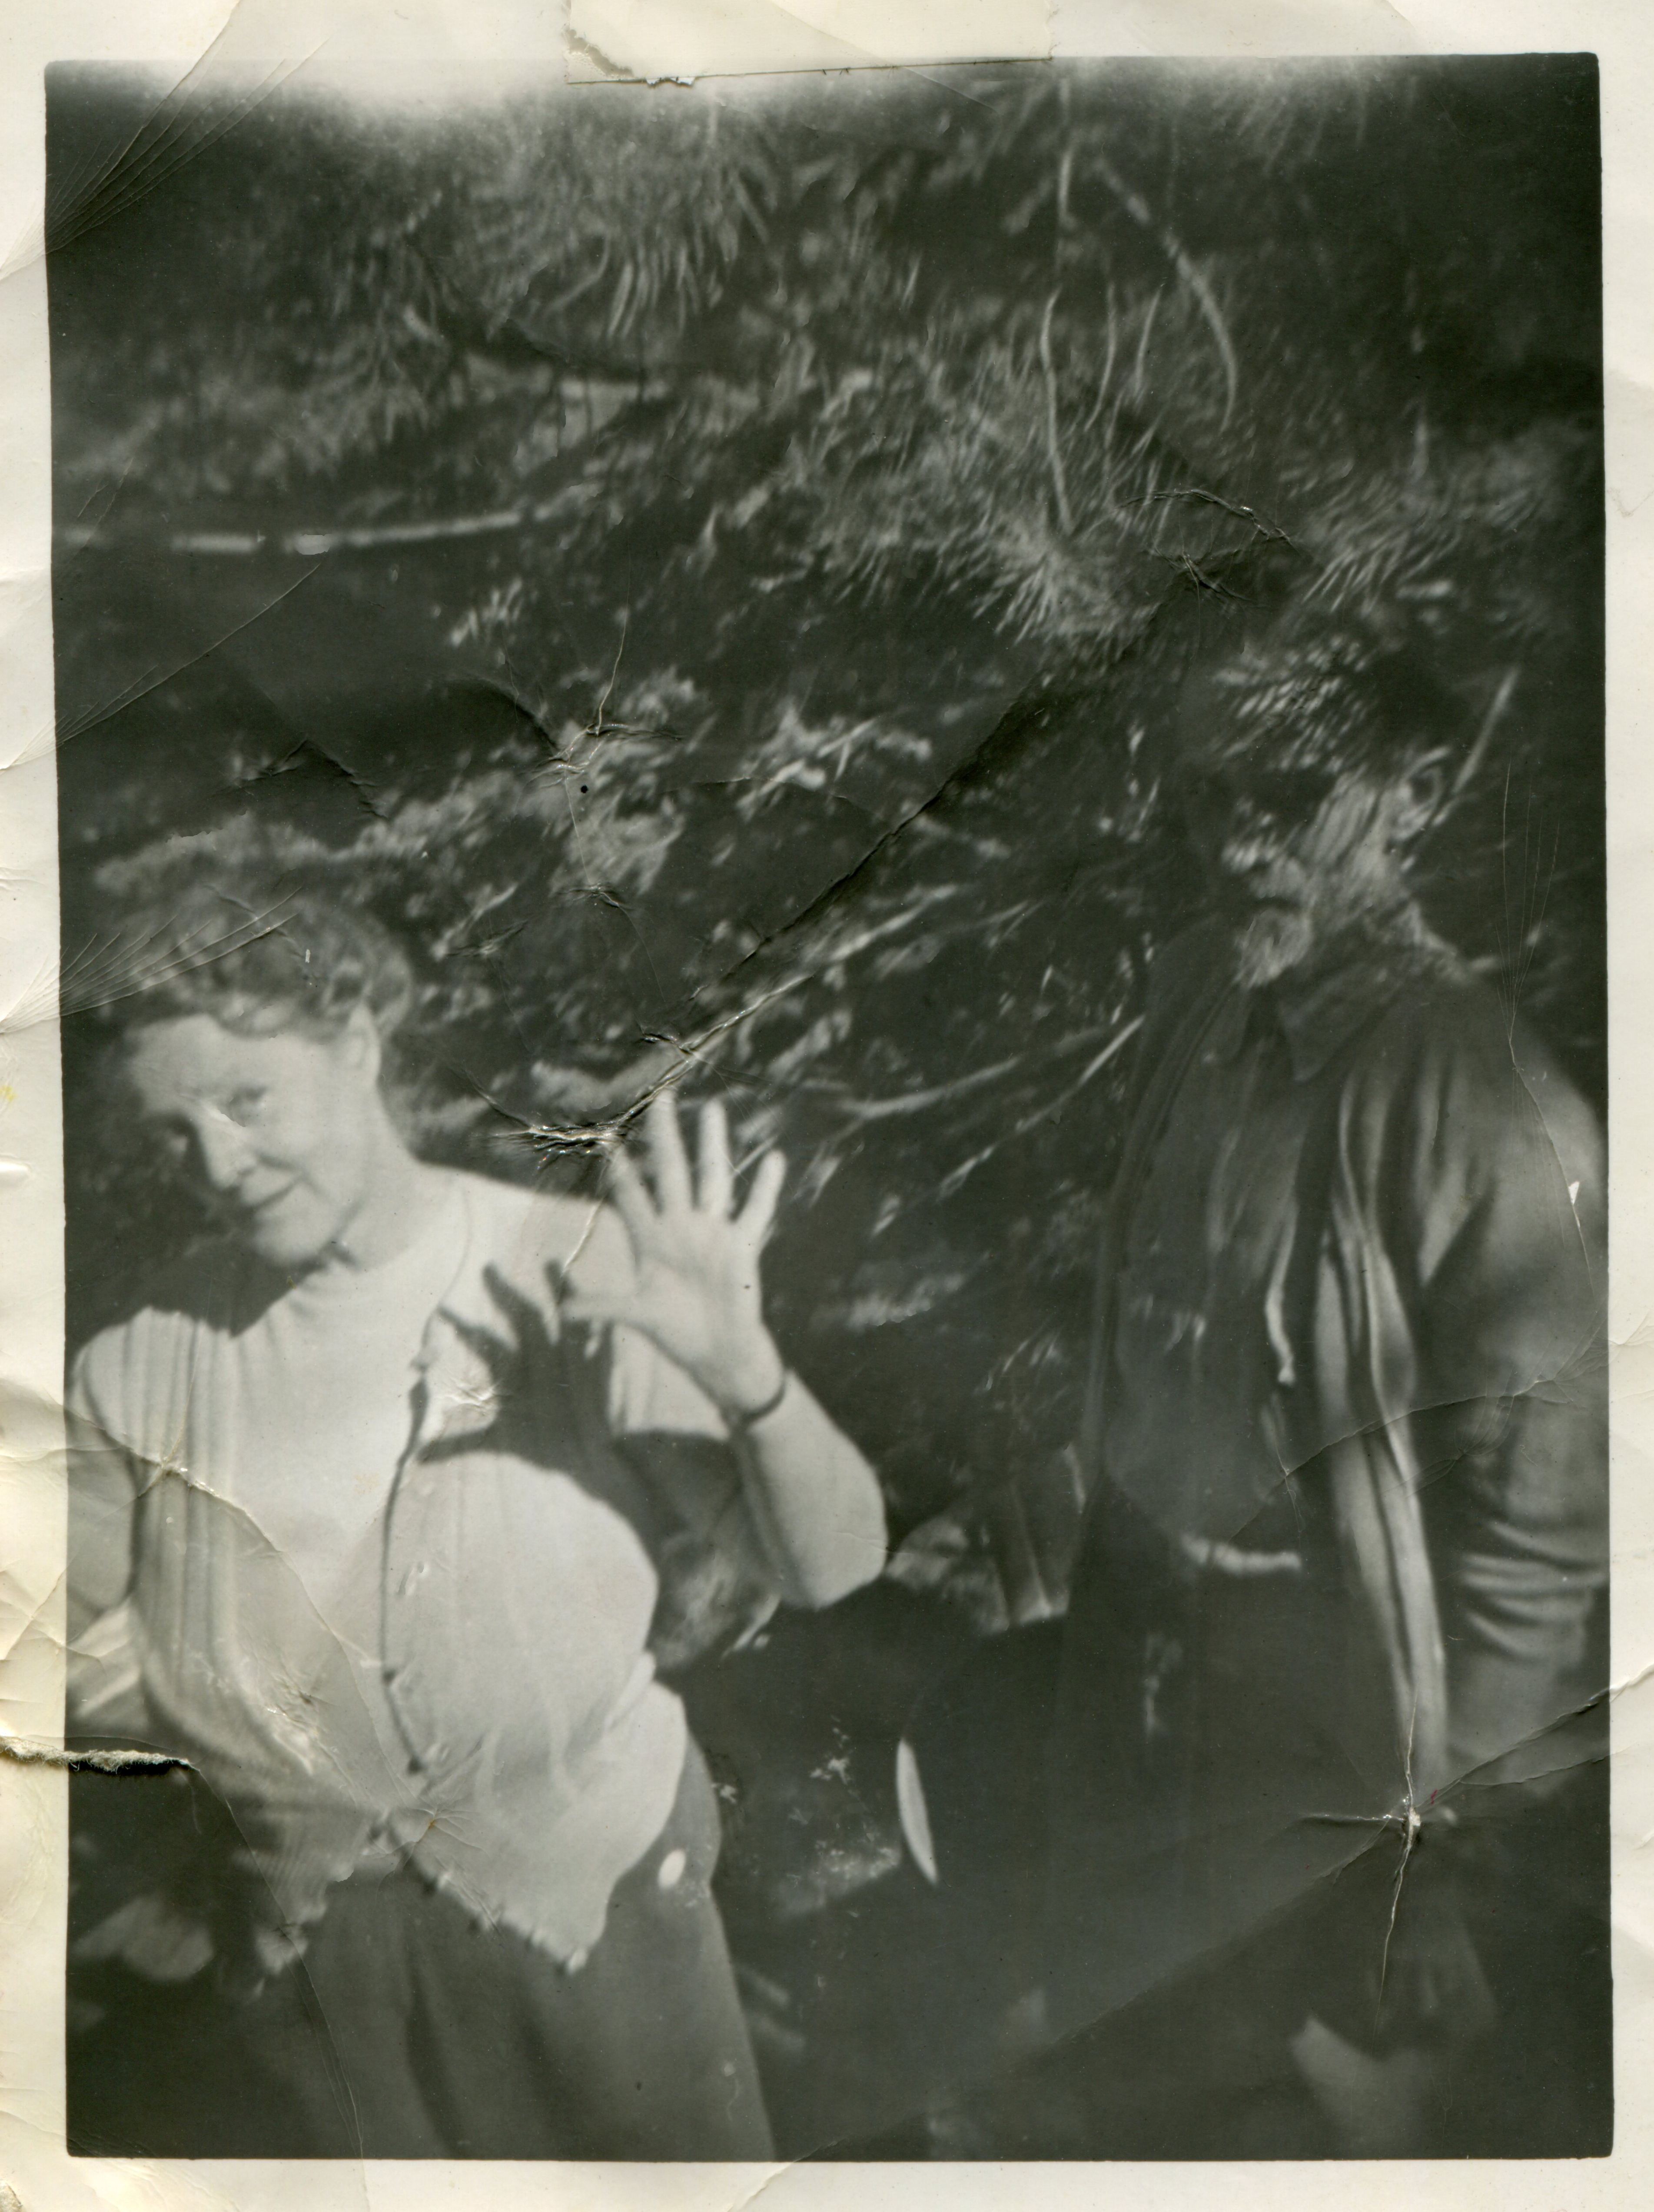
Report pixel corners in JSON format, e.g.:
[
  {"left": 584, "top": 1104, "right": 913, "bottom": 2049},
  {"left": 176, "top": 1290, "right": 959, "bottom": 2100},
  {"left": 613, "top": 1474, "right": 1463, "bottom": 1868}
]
[{"left": 53, "top": 56, "right": 1605, "bottom": 2155}]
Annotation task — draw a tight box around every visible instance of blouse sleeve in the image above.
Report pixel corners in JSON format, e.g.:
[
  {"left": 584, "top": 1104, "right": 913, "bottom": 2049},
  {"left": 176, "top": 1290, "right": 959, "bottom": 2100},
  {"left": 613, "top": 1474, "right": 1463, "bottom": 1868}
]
[
  {"left": 66, "top": 1347, "right": 139, "bottom": 1635},
  {"left": 65, "top": 1345, "right": 146, "bottom": 1735}
]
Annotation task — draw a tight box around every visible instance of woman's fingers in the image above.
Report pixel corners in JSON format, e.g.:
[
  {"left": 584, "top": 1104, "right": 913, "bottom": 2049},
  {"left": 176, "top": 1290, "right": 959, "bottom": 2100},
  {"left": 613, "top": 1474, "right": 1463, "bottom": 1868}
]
[
  {"left": 606, "top": 1093, "right": 780, "bottom": 1244},
  {"left": 644, "top": 1091, "right": 694, "bottom": 1213},
  {"left": 603, "top": 1136, "right": 659, "bottom": 1248},
  {"left": 72, "top": 1895, "right": 214, "bottom": 1984},
  {"left": 737, "top": 1148, "right": 787, "bottom": 1244},
  {"left": 697, "top": 1098, "right": 734, "bottom": 1216}
]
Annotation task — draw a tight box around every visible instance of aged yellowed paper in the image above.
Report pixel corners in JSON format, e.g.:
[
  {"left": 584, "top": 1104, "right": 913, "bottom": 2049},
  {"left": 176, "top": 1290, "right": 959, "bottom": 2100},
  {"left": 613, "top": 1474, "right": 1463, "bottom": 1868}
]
[{"left": 4, "top": 2, "right": 1652, "bottom": 2205}]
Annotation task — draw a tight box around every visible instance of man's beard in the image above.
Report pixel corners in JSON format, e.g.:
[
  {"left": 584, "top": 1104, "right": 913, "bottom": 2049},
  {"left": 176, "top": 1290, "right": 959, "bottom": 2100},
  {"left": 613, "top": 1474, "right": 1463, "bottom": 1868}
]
[{"left": 1229, "top": 903, "right": 1317, "bottom": 990}]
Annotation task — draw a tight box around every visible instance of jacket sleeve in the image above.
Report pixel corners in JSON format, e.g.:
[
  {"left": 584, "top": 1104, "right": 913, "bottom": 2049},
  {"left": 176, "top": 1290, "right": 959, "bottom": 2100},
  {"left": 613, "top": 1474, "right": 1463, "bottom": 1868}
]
[{"left": 1395, "top": 999, "right": 1608, "bottom": 1789}]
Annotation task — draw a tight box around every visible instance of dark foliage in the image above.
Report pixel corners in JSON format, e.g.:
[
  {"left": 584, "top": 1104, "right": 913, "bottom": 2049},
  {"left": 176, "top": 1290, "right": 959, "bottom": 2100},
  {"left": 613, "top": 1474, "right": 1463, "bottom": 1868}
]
[{"left": 52, "top": 55, "right": 1603, "bottom": 1576}]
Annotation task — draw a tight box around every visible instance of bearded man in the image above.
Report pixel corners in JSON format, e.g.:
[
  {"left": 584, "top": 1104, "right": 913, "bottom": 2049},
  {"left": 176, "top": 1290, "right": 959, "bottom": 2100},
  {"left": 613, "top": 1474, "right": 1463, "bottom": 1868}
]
[{"left": 1035, "top": 609, "right": 1609, "bottom": 2156}]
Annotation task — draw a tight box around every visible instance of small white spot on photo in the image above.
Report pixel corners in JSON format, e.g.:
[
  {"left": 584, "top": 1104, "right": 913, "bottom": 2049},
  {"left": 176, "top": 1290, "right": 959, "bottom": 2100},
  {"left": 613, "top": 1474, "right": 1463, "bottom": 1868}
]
[{"left": 657, "top": 1848, "right": 687, "bottom": 1891}]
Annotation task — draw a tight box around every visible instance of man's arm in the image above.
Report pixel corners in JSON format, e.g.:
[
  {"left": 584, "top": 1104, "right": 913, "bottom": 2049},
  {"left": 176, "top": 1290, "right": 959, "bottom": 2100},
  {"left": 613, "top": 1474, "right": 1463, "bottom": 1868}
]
[
  {"left": 1402, "top": 1008, "right": 1608, "bottom": 1791},
  {"left": 562, "top": 1094, "right": 888, "bottom": 1610}
]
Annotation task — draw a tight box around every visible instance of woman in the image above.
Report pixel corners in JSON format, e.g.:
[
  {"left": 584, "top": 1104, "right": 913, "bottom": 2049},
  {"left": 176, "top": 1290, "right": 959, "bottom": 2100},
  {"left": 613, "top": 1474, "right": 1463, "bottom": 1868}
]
[{"left": 66, "top": 875, "right": 888, "bottom": 2157}]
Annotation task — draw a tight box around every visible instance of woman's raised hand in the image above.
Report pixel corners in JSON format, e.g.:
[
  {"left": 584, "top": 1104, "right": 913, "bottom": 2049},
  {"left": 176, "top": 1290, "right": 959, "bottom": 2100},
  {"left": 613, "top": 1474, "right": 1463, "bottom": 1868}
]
[{"left": 561, "top": 1093, "right": 788, "bottom": 1419}]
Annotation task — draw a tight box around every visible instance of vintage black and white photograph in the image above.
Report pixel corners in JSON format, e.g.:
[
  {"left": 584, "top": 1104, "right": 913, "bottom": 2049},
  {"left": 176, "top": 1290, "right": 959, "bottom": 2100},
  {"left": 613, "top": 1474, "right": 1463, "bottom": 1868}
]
[{"left": 50, "top": 51, "right": 1608, "bottom": 2163}]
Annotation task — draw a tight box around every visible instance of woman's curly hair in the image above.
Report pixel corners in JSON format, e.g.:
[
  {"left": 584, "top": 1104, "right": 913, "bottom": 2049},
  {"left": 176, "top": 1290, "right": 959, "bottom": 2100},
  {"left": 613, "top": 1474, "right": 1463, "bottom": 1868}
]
[{"left": 86, "top": 869, "right": 416, "bottom": 1051}]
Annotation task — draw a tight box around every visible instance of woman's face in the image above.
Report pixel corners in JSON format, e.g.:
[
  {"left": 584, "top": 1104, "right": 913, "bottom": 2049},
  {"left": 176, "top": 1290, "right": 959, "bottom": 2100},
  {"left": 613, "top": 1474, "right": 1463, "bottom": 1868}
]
[{"left": 123, "top": 1008, "right": 388, "bottom": 1271}]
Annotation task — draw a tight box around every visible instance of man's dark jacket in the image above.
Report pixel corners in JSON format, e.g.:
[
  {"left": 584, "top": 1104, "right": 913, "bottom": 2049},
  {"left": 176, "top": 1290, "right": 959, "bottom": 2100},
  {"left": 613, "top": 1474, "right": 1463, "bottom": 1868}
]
[{"left": 1044, "top": 916, "right": 1607, "bottom": 2039}]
